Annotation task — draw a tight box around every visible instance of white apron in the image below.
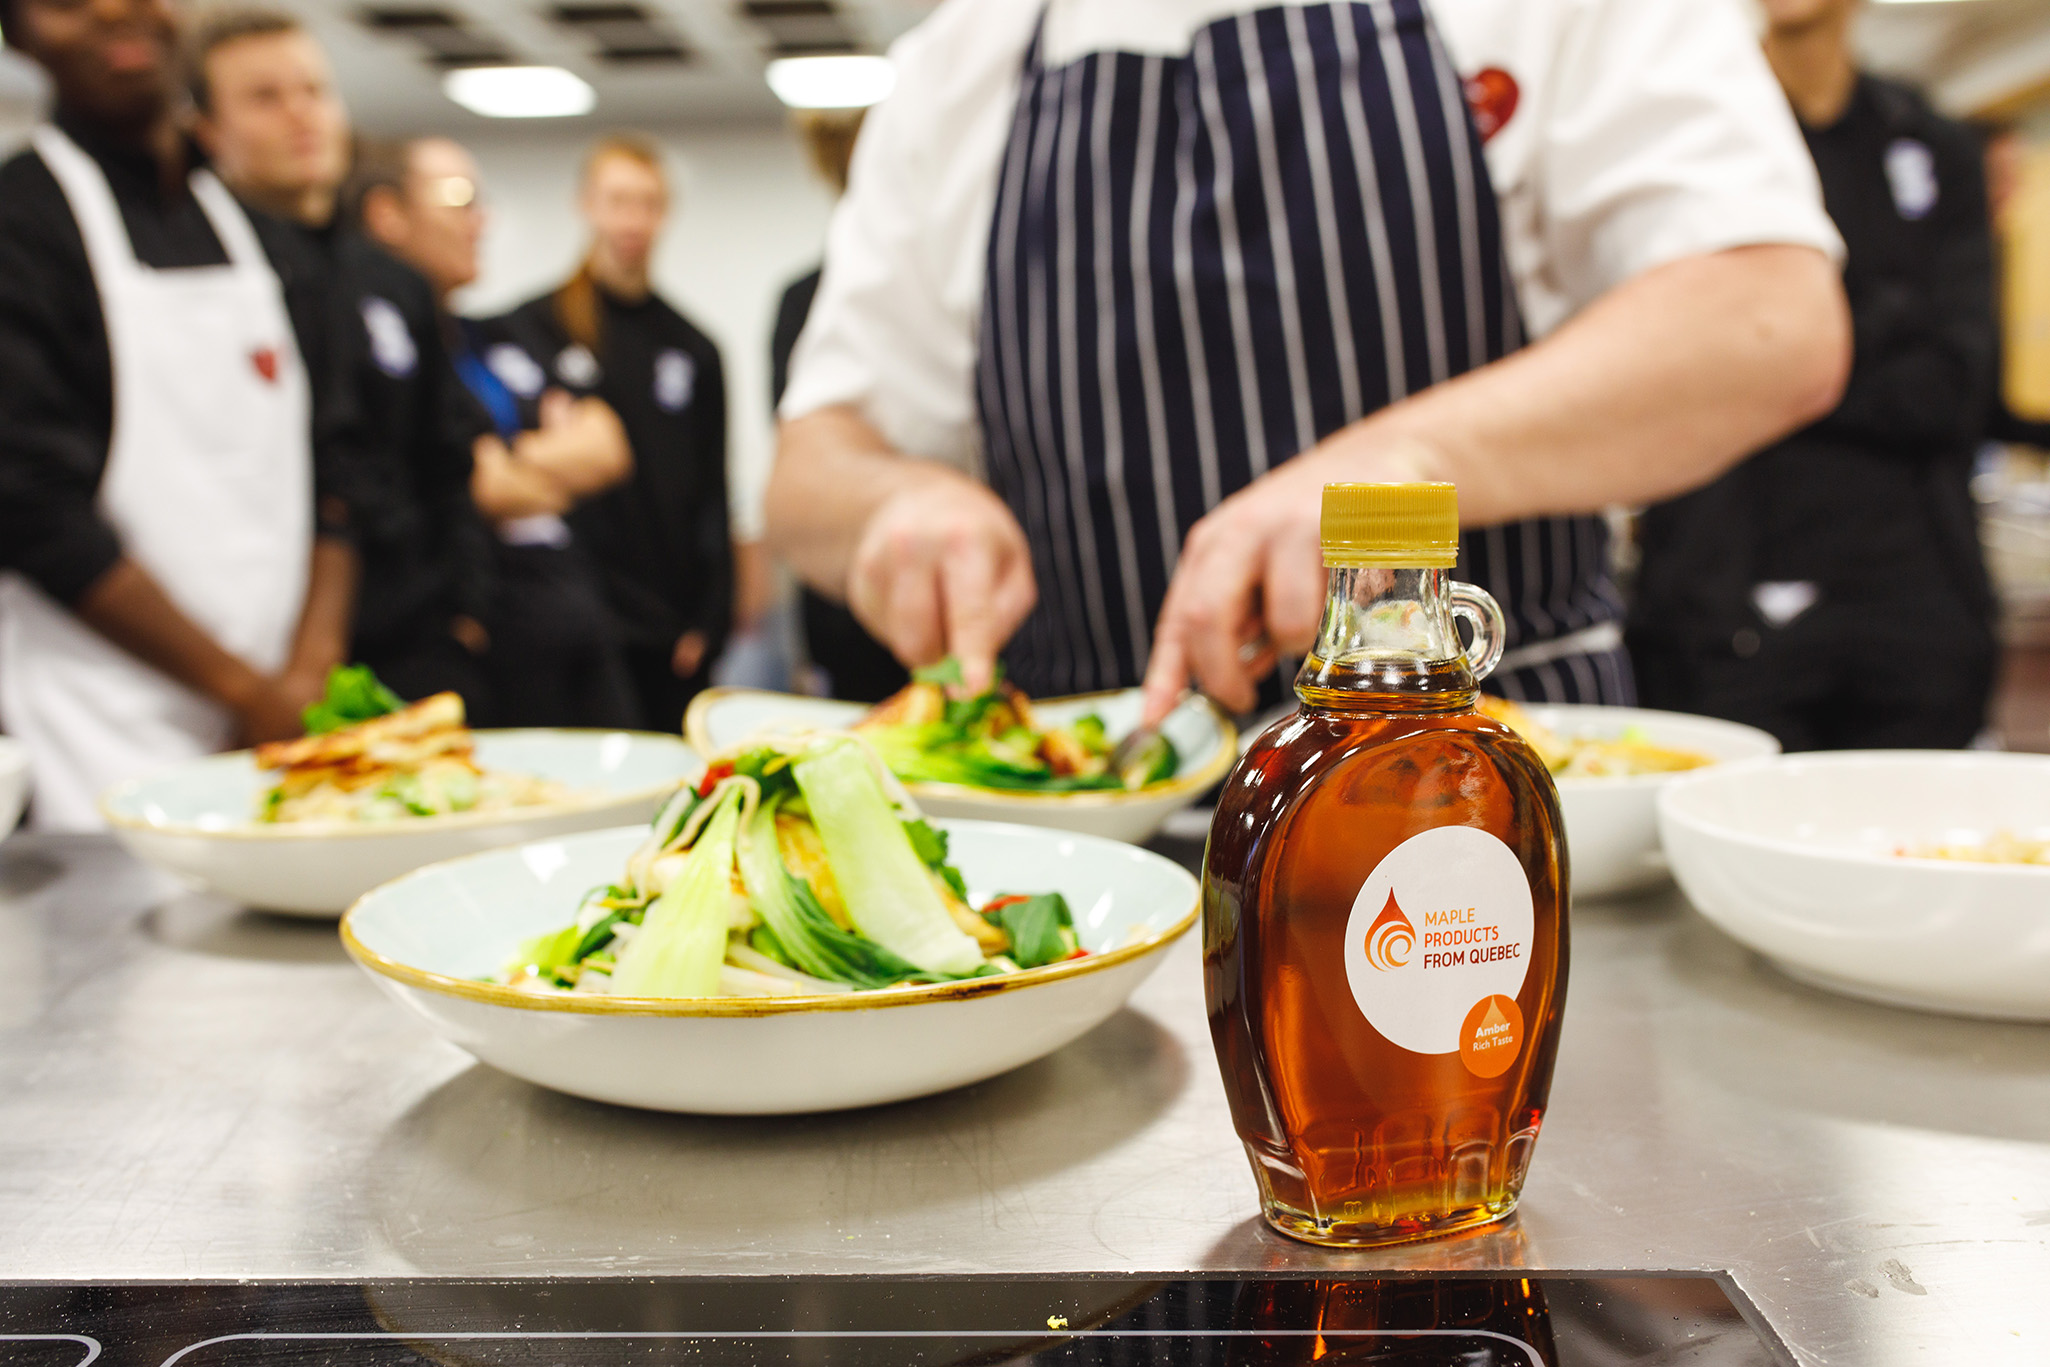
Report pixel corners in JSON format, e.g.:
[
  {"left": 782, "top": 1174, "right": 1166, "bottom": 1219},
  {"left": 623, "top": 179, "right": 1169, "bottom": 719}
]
[{"left": 0, "top": 128, "right": 312, "bottom": 830}]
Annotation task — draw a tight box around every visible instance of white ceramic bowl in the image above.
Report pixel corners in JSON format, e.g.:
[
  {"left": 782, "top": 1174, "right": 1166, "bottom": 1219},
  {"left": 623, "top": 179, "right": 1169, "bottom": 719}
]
[
  {"left": 342, "top": 819, "right": 1199, "bottom": 1114},
  {"left": 1525, "top": 705, "right": 1781, "bottom": 900},
  {"left": 1659, "top": 751, "right": 2050, "bottom": 1020},
  {"left": 0, "top": 736, "right": 28, "bottom": 839},
  {"left": 686, "top": 687, "right": 1236, "bottom": 845},
  {"left": 102, "top": 730, "right": 702, "bottom": 917}
]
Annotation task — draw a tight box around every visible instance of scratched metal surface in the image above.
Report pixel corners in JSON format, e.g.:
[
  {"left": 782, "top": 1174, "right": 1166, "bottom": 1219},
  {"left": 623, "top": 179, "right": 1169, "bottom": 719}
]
[{"left": 1, "top": 831, "right": 2046, "bottom": 1363}]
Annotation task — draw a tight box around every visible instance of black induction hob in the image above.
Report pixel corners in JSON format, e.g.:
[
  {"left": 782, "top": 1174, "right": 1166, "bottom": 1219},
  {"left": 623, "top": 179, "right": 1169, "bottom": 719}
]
[{"left": 0, "top": 1274, "right": 1791, "bottom": 1366}]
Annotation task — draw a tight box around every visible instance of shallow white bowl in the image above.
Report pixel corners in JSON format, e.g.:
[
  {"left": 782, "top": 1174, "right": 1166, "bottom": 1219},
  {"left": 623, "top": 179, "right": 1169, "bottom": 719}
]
[
  {"left": 1525, "top": 705, "right": 1781, "bottom": 900},
  {"left": 1659, "top": 751, "right": 2050, "bottom": 1020},
  {"left": 342, "top": 819, "right": 1199, "bottom": 1113},
  {"left": 0, "top": 736, "right": 28, "bottom": 839},
  {"left": 686, "top": 687, "right": 1236, "bottom": 845},
  {"left": 102, "top": 730, "right": 701, "bottom": 917}
]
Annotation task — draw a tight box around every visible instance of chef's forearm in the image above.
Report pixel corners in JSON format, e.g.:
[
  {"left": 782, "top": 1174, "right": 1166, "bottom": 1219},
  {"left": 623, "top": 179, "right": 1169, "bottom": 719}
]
[
  {"left": 767, "top": 406, "right": 938, "bottom": 599},
  {"left": 74, "top": 558, "right": 270, "bottom": 712},
  {"left": 285, "top": 536, "right": 358, "bottom": 681},
  {"left": 1341, "top": 244, "right": 1852, "bottom": 525}
]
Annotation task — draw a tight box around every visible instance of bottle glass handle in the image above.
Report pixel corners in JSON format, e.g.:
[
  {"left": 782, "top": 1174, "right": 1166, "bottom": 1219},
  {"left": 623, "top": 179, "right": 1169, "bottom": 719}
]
[{"left": 1450, "top": 580, "right": 1506, "bottom": 684}]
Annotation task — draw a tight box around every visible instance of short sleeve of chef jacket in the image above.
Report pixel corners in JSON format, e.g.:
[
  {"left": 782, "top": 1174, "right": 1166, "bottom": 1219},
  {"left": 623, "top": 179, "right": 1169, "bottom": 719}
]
[{"left": 778, "top": 0, "right": 1844, "bottom": 472}]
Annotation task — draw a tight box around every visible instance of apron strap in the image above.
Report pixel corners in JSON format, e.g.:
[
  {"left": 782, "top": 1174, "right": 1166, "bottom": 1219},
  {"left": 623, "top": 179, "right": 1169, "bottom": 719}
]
[
  {"left": 188, "top": 169, "right": 270, "bottom": 274},
  {"left": 31, "top": 126, "right": 141, "bottom": 277}
]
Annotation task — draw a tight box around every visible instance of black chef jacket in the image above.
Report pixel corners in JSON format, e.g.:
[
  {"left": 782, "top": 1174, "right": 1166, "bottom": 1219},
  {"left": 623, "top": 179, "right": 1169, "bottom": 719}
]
[
  {"left": 492, "top": 286, "right": 733, "bottom": 674},
  {"left": 313, "top": 228, "right": 493, "bottom": 689},
  {"left": 0, "top": 111, "right": 351, "bottom": 607},
  {"left": 1629, "top": 76, "right": 2000, "bottom": 748}
]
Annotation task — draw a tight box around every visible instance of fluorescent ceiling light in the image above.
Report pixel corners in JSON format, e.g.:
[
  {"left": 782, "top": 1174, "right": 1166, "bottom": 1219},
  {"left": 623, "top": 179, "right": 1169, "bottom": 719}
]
[
  {"left": 443, "top": 65, "right": 596, "bottom": 119},
  {"left": 766, "top": 54, "right": 895, "bottom": 109}
]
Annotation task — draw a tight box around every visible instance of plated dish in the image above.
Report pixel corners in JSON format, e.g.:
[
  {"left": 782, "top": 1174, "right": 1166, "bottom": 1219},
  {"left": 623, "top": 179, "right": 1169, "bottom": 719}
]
[
  {"left": 858, "top": 664, "right": 1178, "bottom": 793},
  {"left": 1479, "top": 696, "right": 1713, "bottom": 778},
  {"left": 1659, "top": 751, "right": 2050, "bottom": 1020},
  {"left": 1481, "top": 703, "right": 1779, "bottom": 899},
  {"left": 342, "top": 815, "right": 1200, "bottom": 1113},
  {"left": 499, "top": 736, "right": 1091, "bottom": 1001},
  {"left": 256, "top": 676, "right": 568, "bottom": 824},
  {"left": 687, "top": 682, "right": 1235, "bottom": 844},
  {"left": 101, "top": 728, "right": 700, "bottom": 917}
]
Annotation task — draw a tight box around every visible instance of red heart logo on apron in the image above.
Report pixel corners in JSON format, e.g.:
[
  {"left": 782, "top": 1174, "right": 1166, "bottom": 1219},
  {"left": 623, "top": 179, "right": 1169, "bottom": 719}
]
[
  {"left": 1464, "top": 68, "right": 1519, "bottom": 144},
  {"left": 252, "top": 347, "right": 279, "bottom": 383}
]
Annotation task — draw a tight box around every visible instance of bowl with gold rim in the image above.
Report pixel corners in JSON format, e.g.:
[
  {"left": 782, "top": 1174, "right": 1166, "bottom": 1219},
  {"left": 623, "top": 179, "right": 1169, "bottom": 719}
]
[
  {"left": 340, "top": 819, "right": 1198, "bottom": 1113},
  {"left": 100, "top": 730, "right": 702, "bottom": 917}
]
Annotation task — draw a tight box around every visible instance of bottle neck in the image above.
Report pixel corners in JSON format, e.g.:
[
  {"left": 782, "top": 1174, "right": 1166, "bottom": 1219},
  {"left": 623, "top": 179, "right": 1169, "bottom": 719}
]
[{"left": 1295, "top": 566, "right": 1477, "bottom": 711}]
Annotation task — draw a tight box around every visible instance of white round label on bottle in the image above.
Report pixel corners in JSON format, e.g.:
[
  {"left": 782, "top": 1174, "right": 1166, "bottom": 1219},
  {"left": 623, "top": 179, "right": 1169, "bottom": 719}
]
[{"left": 1342, "top": 825, "right": 1535, "bottom": 1059}]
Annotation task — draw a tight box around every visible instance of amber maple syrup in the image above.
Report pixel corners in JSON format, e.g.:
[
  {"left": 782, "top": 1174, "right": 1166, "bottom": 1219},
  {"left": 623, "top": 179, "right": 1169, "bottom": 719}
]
[{"left": 1203, "top": 483, "right": 1568, "bottom": 1247}]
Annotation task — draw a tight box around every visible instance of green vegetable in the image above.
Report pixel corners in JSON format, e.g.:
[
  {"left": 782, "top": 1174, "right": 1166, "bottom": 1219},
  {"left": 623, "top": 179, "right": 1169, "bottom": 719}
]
[
  {"left": 737, "top": 797, "right": 938, "bottom": 989},
  {"left": 790, "top": 740, "right": 986, "bottom": 976},
  {"left": 991, "top": 892, "right": 1078, "bottom": 968},
  {"left": 301, "top": 665, "right": 404, "bottom": 735},
  {"left": 1114, "top": 731, "right": 1179, "bottom": 791},
  {"left": 609, "top": 785, "right": 747, "bottom": 998},
  {"left": 648, "top": 785, "right": 701, "bottom": 849},
  {"left": 512, "top": 922, "right": 585, "bottom": 982},
  {"left": 901, "top": 817, "right": 970, "bottom": 902}
]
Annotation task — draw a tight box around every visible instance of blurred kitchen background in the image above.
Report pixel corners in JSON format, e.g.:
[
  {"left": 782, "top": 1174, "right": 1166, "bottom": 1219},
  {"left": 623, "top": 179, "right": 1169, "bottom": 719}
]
[{"left": 3, "top": 0, "right": 2049, "bottom": 742}]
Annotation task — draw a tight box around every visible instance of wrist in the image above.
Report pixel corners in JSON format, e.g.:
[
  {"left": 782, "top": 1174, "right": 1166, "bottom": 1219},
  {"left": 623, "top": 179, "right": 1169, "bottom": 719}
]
[{"left": 206, "top": 660, "right": 269, "bottom": 714}]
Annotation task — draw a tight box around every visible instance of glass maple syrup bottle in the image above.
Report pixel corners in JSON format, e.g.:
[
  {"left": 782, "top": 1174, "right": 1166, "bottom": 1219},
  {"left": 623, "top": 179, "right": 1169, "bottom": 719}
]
[{"left": 1203, "top": 482, "right": 1568, "bottom": 1247}]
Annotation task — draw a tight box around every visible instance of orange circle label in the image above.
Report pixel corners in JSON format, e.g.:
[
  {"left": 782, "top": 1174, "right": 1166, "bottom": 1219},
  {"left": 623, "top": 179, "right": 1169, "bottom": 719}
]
[{"left": 1459, "top": 994, "right": 1524, "bottom": 1078}]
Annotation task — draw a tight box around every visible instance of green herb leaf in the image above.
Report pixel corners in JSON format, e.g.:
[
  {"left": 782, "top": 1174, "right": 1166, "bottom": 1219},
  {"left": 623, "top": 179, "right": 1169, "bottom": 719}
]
[
  {"left": 301, "top": 664, "right": 404, "bottom": 735},
  {"left": 993, "top": 892, "right": 1077, "bottom": 968}
]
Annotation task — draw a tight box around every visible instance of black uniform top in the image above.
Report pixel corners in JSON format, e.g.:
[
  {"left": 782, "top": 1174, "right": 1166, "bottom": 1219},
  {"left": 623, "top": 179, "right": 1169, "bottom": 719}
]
[
  {"left": 314, "top": 228, "right": 492, "bottom": 653},
  {"left": 0, "top": 109, "right": 351, "bottom": 607},
  {"left": 769, "top": 267, "right": 819, "bottom": 412},
  {"left": 1635, "top": 76, "right": 1997, "bottom": 646},
  {"left": 482, "top": 286, "right": 733, "bottom": 659}
]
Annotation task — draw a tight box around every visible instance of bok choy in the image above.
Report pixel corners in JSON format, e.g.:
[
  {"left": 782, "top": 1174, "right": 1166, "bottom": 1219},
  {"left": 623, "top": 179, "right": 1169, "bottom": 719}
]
[{"left": 494, "top": 735, "right": 1091, "bottom": 1001}]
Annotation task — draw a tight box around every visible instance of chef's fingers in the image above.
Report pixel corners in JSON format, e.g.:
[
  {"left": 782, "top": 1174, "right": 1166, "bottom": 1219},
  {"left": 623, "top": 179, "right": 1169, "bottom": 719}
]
[
  {"left": 1263, "top": 523, "right": 1326, "bottom": 658},
  {"left": 847, "top": 531, "right": 939, "bottom": 670},
  {"left": 1146, "top": 518, "right": 1264, "bottom": 721},
  {"left": 880, "top": 559, "right": 947, "bottom": 669},
  {"left": 940, "top": 536, "right": 1006, "bottom": 693}
]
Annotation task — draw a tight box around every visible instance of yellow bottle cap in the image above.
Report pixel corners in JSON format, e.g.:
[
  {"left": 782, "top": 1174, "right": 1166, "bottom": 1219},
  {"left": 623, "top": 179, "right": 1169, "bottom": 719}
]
[{"left": 1321, "top": 482, "right": 1460, "bottom": 568}]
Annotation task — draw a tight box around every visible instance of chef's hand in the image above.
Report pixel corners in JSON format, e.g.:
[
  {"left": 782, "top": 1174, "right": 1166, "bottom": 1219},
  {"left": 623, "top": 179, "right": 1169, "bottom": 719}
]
[
  {"left": 228, "top": 675, "right": 314, "bottom": 747},
  {"left": 848, "top": 469, "right": 1037, "bottom": 693},
  {"left": 671, "top": 630, "right": 709, "bottom": 680},
  {"left": 1140, "top": 440, "right": 1435, "bottom": 724}
]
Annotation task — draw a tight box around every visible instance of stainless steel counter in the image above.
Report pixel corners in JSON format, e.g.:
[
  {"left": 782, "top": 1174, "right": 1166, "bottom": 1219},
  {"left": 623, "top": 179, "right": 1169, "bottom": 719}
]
[{"left": 2, "top": 831, "right": 2046, "bottom": 1364}]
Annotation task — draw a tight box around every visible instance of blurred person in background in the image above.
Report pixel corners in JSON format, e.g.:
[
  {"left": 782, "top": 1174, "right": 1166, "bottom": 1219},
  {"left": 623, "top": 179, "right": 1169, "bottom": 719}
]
[
  {"left": 356, "top": 136, "right": 640, "bottom": 729},
  {"left": 1980, "top": 121, "right": 2050, "bottom": 454},
  {"left": 768, "top": 108, "right": 906, "bottom": 703},
  {"left": 770, "top": 0, "right": 1851, "bottom": 724},
  {"left": 489, "top": 137, "right": 733, "bottom": 734},
  {"left": 0, "top": 0, "right": 355, "bottom": 829},
  {"left": 188, "top": 6, "right": 495, "bottom": 712},
  {"left": 1630, "top": 0, "right": 2001, "bottom": 750}
]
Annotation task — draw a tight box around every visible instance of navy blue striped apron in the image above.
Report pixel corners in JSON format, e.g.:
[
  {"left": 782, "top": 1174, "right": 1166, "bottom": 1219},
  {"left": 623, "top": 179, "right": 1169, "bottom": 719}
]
[{"left": 975, "top": 0, "right": 1633, "bottom": 705}]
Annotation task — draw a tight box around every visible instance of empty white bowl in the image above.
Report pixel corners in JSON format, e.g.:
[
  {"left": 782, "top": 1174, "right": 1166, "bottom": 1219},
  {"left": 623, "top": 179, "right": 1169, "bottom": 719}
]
[
  {"left": 1659, "top": 751, "right": 2050, "bottom": 1020},
  {"left": 102, "top": 730, "right": 701, "bottom": 917},
  {"left": 686, "top": 687, "right": 1236, "bottom": 845},
  {"left": 1525, "top": 705, "right": 1782, "bottom": 899},
  {"left": 0, "top": 736, "right": 28, "bottom": 839},
  {"left": 342, "top": 819, "right": 1200, "bottom": 1113}
]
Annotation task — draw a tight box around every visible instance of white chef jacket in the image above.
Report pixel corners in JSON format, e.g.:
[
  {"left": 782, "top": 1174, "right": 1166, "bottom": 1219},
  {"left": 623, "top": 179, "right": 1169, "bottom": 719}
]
[{"left": 780, "top": 0, "right": 1844, "bottom": 473}]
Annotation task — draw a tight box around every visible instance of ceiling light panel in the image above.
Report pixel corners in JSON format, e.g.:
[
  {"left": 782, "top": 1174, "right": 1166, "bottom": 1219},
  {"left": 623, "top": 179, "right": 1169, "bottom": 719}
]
[{"left": 442, "top": 64, "right": 598, "bottom": 118}]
